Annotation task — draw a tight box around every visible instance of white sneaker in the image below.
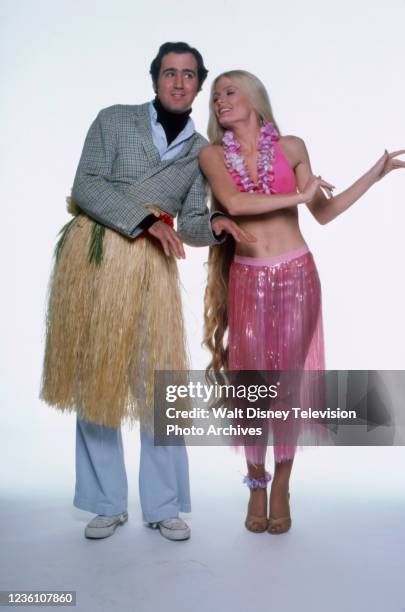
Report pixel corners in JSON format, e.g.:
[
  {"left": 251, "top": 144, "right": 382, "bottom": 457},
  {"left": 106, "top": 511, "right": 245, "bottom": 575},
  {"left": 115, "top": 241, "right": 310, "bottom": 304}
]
[
  {"left": 149, "top": 517, "right": 191, "bottom": 541},
  {"left": 84, "top": 512, "right": 128, "bottom": 539}
]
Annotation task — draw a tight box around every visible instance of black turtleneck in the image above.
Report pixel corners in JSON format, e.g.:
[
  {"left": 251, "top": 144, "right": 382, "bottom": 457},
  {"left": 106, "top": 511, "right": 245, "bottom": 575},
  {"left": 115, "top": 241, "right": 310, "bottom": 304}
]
[
  {"left": 153, "top": 96, "right": 192, "bottom": 145},
  {"left": 138, "top": 97, "right": 193, "bottom": 232}
]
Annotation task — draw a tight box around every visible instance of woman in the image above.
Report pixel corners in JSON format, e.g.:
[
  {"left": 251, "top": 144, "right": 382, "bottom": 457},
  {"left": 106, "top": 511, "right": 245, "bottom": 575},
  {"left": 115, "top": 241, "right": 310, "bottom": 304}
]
[{"left": 200, "top": 70, "right": 404, "bottom": 535}]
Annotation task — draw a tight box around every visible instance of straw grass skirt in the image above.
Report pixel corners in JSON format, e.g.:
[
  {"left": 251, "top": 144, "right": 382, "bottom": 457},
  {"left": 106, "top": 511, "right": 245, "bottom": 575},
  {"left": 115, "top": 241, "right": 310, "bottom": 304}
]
[{"left": 40, "top": 213, "right": 189, "bottom": 429}]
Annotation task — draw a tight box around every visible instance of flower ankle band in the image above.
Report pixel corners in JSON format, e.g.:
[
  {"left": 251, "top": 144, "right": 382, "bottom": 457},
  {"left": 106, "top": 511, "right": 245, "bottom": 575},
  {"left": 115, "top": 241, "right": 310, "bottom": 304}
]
[{"left": 243, "top": 471, "right": 272, "bottom": 489}]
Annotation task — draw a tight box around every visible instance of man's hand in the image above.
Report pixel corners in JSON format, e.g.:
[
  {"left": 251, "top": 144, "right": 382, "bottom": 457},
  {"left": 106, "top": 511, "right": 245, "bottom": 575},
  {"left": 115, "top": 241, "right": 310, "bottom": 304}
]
[
  {"left": 147, "top": 220, "right": 186, "bottom": 259},
  {"left": 211, "top": 216, "right": 257, "bottom": 243}
]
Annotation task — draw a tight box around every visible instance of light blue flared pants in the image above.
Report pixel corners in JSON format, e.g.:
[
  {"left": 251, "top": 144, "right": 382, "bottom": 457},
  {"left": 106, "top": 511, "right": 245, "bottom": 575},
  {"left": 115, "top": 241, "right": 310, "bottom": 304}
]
[{"left": 73, "top": 417, "right": 191, "bottom": 523}]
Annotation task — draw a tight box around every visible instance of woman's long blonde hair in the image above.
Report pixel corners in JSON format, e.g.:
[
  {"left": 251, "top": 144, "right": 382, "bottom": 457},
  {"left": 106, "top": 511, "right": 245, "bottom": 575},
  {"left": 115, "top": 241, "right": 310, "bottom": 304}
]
[{"left": 203, "top": 70, "right": 281, "bottom": 371}]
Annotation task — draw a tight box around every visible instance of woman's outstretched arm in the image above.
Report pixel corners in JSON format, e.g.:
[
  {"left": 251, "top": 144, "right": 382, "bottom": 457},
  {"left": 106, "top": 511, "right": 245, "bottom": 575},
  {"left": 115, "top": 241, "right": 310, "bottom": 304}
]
[
  {"left": 293, "top": 137, "right": 405, "bottom": 225},
  {"left": 198, "top": 144, "right": 332, "bottom": 216}
]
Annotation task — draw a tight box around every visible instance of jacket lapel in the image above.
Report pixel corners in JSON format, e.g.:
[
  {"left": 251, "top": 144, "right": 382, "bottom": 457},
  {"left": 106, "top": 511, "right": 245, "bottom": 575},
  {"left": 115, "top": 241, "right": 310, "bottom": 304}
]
[
  {"left": 134, "top": 103, "right": 161, "bottom": 166},
  {"left": 133, "top": 103, "right": 197, "bottom": 185},
  {"left": 136, "top": 136, "right": 196, "bottom": 185}
]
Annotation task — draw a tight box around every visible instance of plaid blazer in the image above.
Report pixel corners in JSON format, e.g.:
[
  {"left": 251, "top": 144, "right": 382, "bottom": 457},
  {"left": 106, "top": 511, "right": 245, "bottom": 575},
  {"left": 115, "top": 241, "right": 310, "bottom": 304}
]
[{"left": 71, "top": 102, "right": 223, "bottom": 246}]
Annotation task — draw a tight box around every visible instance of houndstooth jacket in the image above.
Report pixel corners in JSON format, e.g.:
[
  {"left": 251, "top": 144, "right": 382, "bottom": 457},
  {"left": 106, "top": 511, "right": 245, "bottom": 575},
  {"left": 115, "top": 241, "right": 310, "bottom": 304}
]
[{"left": 71, "top": 102, "right": 223, "bottom": 246}]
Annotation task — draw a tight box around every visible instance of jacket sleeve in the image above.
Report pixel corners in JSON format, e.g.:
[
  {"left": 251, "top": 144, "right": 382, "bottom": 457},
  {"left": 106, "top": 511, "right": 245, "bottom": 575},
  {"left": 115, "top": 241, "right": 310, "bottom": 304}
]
[
  {"left": 176, "top": 169, "right": 226, "bottom": 247},
  {"left": 71, "top": 108, "right": 152, "bottom": 238}
]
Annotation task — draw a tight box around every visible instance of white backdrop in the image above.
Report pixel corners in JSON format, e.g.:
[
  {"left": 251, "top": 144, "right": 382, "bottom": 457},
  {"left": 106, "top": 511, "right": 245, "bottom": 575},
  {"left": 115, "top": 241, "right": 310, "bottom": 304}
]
[
  {"left": 2, "top": 0, "right": 405, "bottom": 472},
  {"left": 1, "top": 3, "right": 405, "bottom": 607}
]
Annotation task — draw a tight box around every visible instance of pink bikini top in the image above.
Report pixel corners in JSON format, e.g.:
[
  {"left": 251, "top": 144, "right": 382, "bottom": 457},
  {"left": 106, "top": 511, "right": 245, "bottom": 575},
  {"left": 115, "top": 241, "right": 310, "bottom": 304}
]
[
  {"left": 271, "top": 141, "right": 297, "bottom": 194},
  {"left": 227, "top": 140, "right": 297, "bottom": 195}
]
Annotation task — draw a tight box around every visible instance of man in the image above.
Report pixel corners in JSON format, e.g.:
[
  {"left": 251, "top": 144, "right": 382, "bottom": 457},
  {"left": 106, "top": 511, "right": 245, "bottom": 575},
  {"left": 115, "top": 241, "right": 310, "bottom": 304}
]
[{"left": 40, "top": 42, "right": 253, "bottom": 541}]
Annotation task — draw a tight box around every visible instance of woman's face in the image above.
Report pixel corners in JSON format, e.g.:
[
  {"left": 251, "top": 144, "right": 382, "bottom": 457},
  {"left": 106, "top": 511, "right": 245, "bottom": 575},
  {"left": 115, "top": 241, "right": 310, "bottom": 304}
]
[{"left": 212, "top": 77, "right": 253, "bottom": 128}]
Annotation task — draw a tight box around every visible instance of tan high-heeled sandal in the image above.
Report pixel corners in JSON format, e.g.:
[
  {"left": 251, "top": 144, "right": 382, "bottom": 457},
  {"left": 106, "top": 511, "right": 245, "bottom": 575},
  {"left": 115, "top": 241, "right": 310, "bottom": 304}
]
[
  {"left": 245, "top": 513, "right": 269, "bottom": 533},
  {"left": 268, "top": 492, "right": 291, "bottom": 535},
  {"left": 243, "top": 471, "right": 271, "bottom": 533}
]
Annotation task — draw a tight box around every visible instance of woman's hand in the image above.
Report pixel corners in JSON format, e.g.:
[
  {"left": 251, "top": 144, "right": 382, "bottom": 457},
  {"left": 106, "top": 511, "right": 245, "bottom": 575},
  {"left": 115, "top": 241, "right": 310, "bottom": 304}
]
[
  {"left": 302, "top": 175, "right": 335, "bottom": 203},
  {"left": 368, "top": 149, "right": 405, "bottom": 183}
]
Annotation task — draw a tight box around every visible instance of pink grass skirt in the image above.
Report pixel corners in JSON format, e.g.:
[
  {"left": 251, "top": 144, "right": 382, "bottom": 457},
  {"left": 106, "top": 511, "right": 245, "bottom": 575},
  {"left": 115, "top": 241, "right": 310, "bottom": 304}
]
[{"left": 228, "top": 245, "right": 325, "bottom": 463}]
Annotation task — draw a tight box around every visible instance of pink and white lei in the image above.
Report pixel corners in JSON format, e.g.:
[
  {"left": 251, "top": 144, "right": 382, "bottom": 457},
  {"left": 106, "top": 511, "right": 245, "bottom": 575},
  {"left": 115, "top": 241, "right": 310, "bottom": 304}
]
[{"left": 222, "top": 122, "right": 279, "bottom": 194}]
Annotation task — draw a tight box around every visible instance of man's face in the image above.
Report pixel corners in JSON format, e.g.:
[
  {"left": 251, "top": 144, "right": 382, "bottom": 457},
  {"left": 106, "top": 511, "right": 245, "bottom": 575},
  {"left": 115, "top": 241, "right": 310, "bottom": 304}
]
[{"left": 155, "top": 52, "right": 199, "bottom": 113}]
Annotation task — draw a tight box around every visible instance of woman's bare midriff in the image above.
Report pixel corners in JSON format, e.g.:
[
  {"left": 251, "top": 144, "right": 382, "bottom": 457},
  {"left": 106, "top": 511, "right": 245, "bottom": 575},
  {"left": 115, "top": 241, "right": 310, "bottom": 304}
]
[{"left": 234, "top": 206, "right": 307, "bottom": 258}]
